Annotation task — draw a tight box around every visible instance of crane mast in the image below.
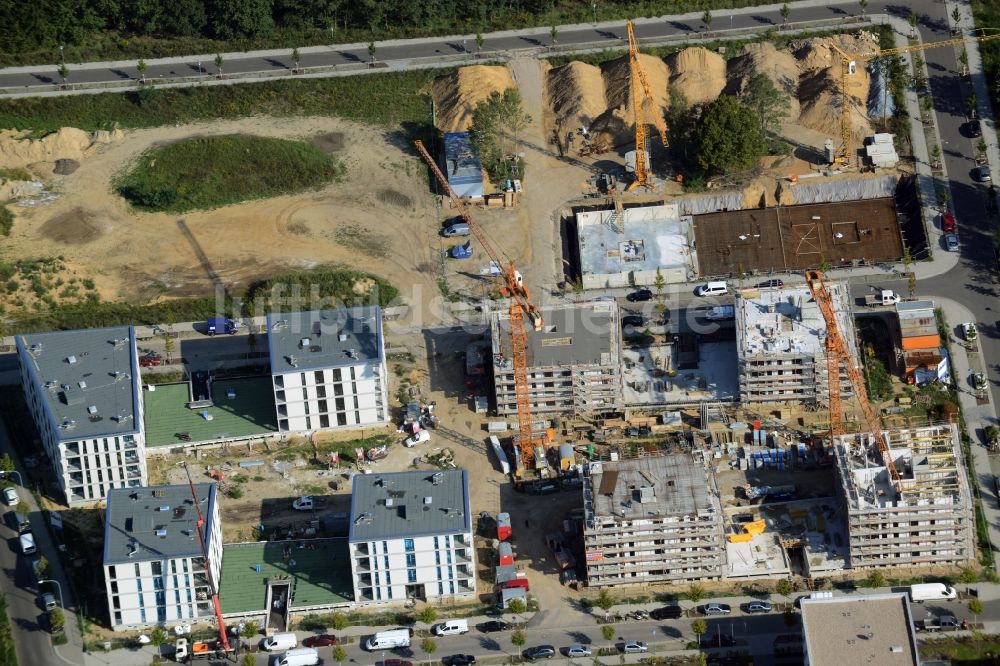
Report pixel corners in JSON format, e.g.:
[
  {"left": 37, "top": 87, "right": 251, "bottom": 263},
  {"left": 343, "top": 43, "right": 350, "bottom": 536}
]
[
  {"left": 413, "top": 139, "right": 544, "bottom": 474},
  {"left": 804, "top": 271, "right": 901, "bottom": 490},
  {"left": 182, "top": 462, "right": 231, "bottom": 651},
  {"left": 625, "top": 21, "right": 668, "bottom": 191}
]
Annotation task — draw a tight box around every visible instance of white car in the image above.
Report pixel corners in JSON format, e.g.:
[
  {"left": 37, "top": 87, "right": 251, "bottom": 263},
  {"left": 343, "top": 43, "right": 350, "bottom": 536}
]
[
  {"left": 2, "top": 487, "right": 18, "bottom": 506},
  {"left": 291, "top": 496, "right": 314, "bottom": 511},
  {"left": 19, "top": 533, "right": 36, "bottom": 555},
  {"left": 973, "top": 373, "right": 988, "bottom": 391},
  {"left": 404, "top": 430, "right": 431, "bottom": 447},
  {"left": 621, "top": 641, "right": 648, "bottom": 654},
  {"left": 564, "top": 645, "right": 592, "bottom": 657},
  {"left": 962, "top": 322, "right": 978, "bottom": 342}
]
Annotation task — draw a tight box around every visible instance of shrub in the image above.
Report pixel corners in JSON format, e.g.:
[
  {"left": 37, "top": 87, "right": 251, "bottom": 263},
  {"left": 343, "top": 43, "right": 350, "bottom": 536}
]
[{"left": 0, "top": 204, "right": 12, "bottom": 236}]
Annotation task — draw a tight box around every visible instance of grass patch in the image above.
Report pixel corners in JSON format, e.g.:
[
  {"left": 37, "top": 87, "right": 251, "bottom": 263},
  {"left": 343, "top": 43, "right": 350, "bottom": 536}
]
[
  {"left": 0, "top": 594, "right": 15, "bottom": 666},
  {"left": 0, "top": 204, "right": 12, "bottom": 236},
  {"left": 116, "top": 134, "right": 343, "bottom": 213},
  {"left": 920, "top": 634, "right": 1000, "bottom": 662},
  {"left": 245, "top": 266, "right": 399, "bottom": 313},
  {"left": 0, "top": 70, "right": 445, "bottom": 136},
  {"left": 0, "top": 167, "right": 33, "bottom": 181}
]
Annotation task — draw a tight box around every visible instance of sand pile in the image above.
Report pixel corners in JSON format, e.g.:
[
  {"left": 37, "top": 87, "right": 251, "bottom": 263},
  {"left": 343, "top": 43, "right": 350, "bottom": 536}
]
[
  {"left": 0, "top": 127, "right": 92, "bottom": 169},
  {"left": 666, "top": 47, "right": 727, "bottom": 105},
  {"left": 727, "top": 42, "right": 801, "bottom": 119},
  {"left": 547, "top": 61, "right": 607, "bottom": 137},
  {"left": 601, "top": 53, "right": 670, "bottom": 113},
  {"left": 432, "top": 65, "right": 516, "bottom": 133}
]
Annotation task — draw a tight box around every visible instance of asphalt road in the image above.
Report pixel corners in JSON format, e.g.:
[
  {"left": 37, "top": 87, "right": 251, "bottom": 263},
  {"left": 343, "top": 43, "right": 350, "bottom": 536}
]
[{"left": 0, "top": 1, "right": 936, "bottom": 90}]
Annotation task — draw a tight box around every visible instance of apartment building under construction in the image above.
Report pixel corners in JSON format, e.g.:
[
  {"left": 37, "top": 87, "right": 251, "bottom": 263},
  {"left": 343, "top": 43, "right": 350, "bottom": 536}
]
[
  {"left": 491, "top": 302, "right": 624, "bottom": 416},
  {"left": 582, "top": 454, "right": 726, "bottom": 587},
  {"left": 833, "top": 424, "right": 975, "bottom": 568},
  {"left": 735, "top": 283, "right": 857, "bottom": 404}
]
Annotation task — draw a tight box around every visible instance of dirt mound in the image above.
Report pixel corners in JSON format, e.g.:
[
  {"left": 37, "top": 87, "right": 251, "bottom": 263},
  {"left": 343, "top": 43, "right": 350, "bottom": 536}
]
[
  {"left": 666, "top": 47, "right": 726, "bottom": 105},
  {"left": 433, "top": 65, "right": 516, "bottom": 132},
  {"left": 727, "top": 42, "right": 801, "bottom": 118},
  {"left": 376, "top": 188, "right": 413, "bottom": 208},
  {"left": 0, "top": 128, "right": 92, "bottom": 168},
  {"left": 39, "top": 207, "right": 105, "bottom": 244},
  {"left": 547, "top": 61, "right": 606, "bottom": 137},
  {"left": 586, "top": 53, "right": 670, "bottom": 149},
  {"left": 312, "top": 132, "right": 344, "bottom": 153},
  {"left": 53, "top": 159, "right": 80, "bottom": 175}
]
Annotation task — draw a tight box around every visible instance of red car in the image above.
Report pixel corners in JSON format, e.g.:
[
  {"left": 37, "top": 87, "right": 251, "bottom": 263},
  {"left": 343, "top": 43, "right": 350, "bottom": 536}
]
[
  {"left": 942, "top": 212, "right": 956, "bottom": 232},
  {"left": 382, "top": 661, "right": 413, "bottom": 666},
  {"left": 139, "top": 353, "right": 162, "bottom": 367},
  {"left": 302, "top": 634, "right": 338, "bottom": 647}
]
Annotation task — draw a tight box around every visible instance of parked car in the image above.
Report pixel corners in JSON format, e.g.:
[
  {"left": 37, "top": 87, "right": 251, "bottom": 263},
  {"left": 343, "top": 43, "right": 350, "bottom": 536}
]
[
  {"left": 19, "top": 532, "right": 36, "bottom": 555},
  {"left": 973, "top": 166, "right": 992, "bottom": 182},
  {"left": 698, "top": 603, "right": 732, "bottom": 615},
  {"left": 2, "top": 487, "right": 18, "bottom": 506},
  {"left": 973, "top": 372, "right": 988, "bottom": 391},
  {"left": 522, "top": 646, "right": 556, "bottom": 660},
  {"left": 650, "top": 605, "right": 683, "bottom": 620},
  {"left": 945, "top": 234, "right": 960, "bottom": 252},
  {"left": 302, "top": 635, "right": 338, "bottom": 647},
  {"left": 941, "top": 212, "right": 956, "bottom": 232},
  {"left": 476, "top": 621, "right": 509, "bottom": 633},
  {"left": 563, "top": 645, "right": 592, "bottom": 658},
  {"left": 441, "top": 223, "right": 471, "bottom": 238},
  {"left": 962, "top": 322, "right": 978, "bottom": 341},
  {"left": 39, "top": 593, "right": 57, "bottom": 612},
  {"left": 755, "top": 279, "right": 784, "bottom": 288},
  {"left": 139, "top": 352, "right": 162, "bottom": 367},
  {"left": 695, "top": 281, "right": 728, "bottom": 297},
  {"left": 442, "top": 655, "right": 476, "bottom": 666},
  {"left": 620, "top": 641, "right": 648, "bottom": 654},
  {"left": 621, "top": 315, "right": 645, "bottom": 329},
  {"left": 403, "top": 430, "right": 431, "bottom": 447},
  {"left": 744, "top": 601, "right": 773, "bottom": 614},
  {"left": 531, "top": 481, "right": 559, "bottom": 495},
  {"left": 382, "top": 661, "right": 413, "bottom": 666},
  {"left": 626, "top": 288, "right": 653, "bottom": 302}
]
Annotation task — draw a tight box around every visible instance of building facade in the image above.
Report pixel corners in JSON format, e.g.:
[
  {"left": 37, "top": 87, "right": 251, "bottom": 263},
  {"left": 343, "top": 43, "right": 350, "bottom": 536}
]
[
  {"left": 267, "top": 307, "right": 388, "bottom": 434},
  {"left": 582, "top": 455, "right": 726, "bottom": 587},
  {"left": 103, "top": 483, "right": 222, "bottom": 630},
  {"left": 491, "top": 302, "right": 624, "bottom": 416},
  {"left": 16, "top": 326, "right": 147, "bottom": 505},
  {"left": 348, "top": 470, "right": 475, "bottom": 604}
]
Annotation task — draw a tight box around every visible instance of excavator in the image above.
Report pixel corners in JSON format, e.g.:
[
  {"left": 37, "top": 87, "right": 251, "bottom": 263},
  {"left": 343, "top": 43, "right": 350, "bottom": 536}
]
[{"left": 414, "top": 140, "right": 548, "bottom": 476}]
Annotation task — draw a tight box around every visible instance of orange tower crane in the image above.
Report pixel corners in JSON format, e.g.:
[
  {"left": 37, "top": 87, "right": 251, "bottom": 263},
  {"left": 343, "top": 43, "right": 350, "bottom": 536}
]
[
  {"left": 625, "top": 20, "right": 668, "bottom": 191},
  {"left": 182, "top": 462, "right": 231, "bottom": 651},
  {"left": 804, "top": 271, "right": 901, "bottom": 490},
  {"left": 414, "top": 139, "right": 544, "bottom": 475}
]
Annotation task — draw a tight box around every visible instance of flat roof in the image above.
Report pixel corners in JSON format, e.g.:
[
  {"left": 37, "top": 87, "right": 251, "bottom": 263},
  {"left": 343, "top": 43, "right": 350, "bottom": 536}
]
[
  {"left": 492, "top": 302, "right": 619, "bottom": 368},
  {"left": 143, "top": 377, "right": 278, "bottom": 447},
  {"left": 801, "top": 593, "right": 919, "bottom": 666},
  {"left": 576, "top": 203, "right": 695, "bottom": 279},
  {"left": 693, "top": 199, "right": 903, "bottom": 276},
  {"left": 218, "top": 540, "right": 353, "bottom": 614},
  {"left": 267, "top": 307, "right": 383, "bottom": 374},
  {"left": 17, "top": 326, "right": 141, "bottom": 441},
  {"left": 585, "top": 455, "right": 718, "bottom": 521},
  {"left": 443, "top": 132, "right": 484, "bottom": 199},
  {"left": 349, "top": 469, "right": 471, "bottom": 542},
  {"left": 103, "top": 483, "right": 216, "bottom": 565},
  {"left": 736, "top": 283, "right": 852, "bottom": 357}
]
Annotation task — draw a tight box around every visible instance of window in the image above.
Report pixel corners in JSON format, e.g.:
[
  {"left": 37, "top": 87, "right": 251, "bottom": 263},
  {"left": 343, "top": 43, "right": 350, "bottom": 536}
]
[
  {"left": 383, "top": 555, "right": 389, "bottom": 569},
  {"left": 438, "top": 583, "right": 444, "bottom": 596},
  {"left": 110, "top": 581, "right": 118, "bottom": 594},
  {"left": 112, "top": 596, "right": 120, "bottom": 610},
  {"left": 405, "top": 553, "right": 416, "bottom": 567},
  {"left": 382, "top": 541, "right": 388, "bottom": 554},
  {"left": 404, "top": 539, "right": 414, "bottom": 552},
  {"left": 108, "top": 566, "right": 116, "bottom": 580},
  {"left": 151, "top": 561, "right": 162, "bottom": 576},
  {"left": 435, "top": 551, "right": 440, "bottom": 565},
  {"left": 449, "top": 581, "right": 455, "bottom": 594},
  {"left": 407, "top": 569, "right": 417, "bottom": 583},
  {"left": 114, "top": 612, "right": 122, "bottom": 626},
  {"left": 315, "top": 371, "right": 324, "bottom": 384}
]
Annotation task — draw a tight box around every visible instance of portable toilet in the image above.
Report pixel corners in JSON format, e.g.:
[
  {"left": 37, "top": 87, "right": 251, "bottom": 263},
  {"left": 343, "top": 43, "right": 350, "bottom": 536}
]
[
  {"left": 559, "top": 443, "right": 575, "bottom": 471},
  {"left": 497, "top": 513, "right": 512, "bottom": 541},
  {"left": 498, "top": 541, "right": 514, "bottom": 566}
]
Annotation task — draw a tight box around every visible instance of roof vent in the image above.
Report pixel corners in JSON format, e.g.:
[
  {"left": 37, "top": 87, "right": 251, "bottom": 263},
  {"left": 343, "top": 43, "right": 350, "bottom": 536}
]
[
  {"left": 338, "top": 333, "right": 348, "bottom": 342},
  {"left": 66, "top": 355, "right": 77, "bottom": 364},
  {"left": 889, "top": 646, "right": 903, "bottom": 654},
  {"left": 112, "top": 337, "right": 127, "bottom": 348},
  {"left": 127, "top": 542, "right": 137, "bottom": 556},
  {"left": 59, "top": 419, "right": 76, "bottom": 430},
  {"left": 45, "top": 380, "right": 59, "bottom": 389},
  {"left": 155, "top": 528, "right": 167, "bottom": 537},
  {"left": 299, "top": 337, "right": 311, "bottom": 349},
  {"left": 345, "top": 349, "right": 356, "bottom": 359},
  {"left": 424, "top": 496, "right": 433, "bottom": 505},
  {"left": 385, "top": 498, "right": 394, "bottom": 507},
  {"left": 28, "top": 343, "right": 43, "bottom": 355},
  {"left": 353, "top": 512, "right": 374, "bottom": 525},
  {"left": 78, "top": 380, "right": 87, "bottom": 389},
  {"left": 286, "top": 355, "right": 298, "bottom": 368},
  {"left": 431, "top": 472, "right": 444, "bottom": 486},
  {"left": 271, "top": 319, "right": 289, "bottom": 331},
  {"left": 87, "top": 405, "right": 98, "bottom": 415},
  {"left": 158, "top": 505, "right": 171, "bottom": 512}
]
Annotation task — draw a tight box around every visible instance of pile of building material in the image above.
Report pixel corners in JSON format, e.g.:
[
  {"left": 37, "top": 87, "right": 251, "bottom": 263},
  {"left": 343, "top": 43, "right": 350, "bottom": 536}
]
[
  {"left": 432, "top": 65, "right": 516, "bottom": 132},
  {"left": 865, "top": 133, "right": 899, "bottom": 168},
  {"left": 666, "top": 47, "right": 727, "bottom": 105}
]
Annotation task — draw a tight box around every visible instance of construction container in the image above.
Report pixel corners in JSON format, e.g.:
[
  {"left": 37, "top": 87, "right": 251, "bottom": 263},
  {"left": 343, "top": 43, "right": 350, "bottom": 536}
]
[
  {"left": 559, "top": 443, "right": 575, "bottom": 471},
  {"left": 498, "top": 541, "right": 514, "bottom": 566},
  {"left": 497, "top": 512, "right": 512, "bottom": 541}
]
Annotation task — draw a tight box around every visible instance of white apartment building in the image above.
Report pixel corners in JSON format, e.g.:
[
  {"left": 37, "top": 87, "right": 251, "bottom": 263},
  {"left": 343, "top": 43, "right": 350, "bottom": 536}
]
[
  {"left": 16, "top": 326, "right": 147, "bottom": 505},
  {"left": 348, "top": 470, "right": 475, "bottom": 604},
  {"left": 103, "top": 483, "right": 222, "bottom": 629},
  {"left": 267, "top": 307, "right": 388, "bottom": 433}
]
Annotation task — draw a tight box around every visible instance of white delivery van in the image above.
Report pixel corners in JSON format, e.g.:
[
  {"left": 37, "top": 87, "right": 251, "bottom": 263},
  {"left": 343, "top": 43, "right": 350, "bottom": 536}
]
[
  {"left": 909, "top": 583, "right": 957, "bottom": 602},
  {"left": 433, "top": 619, "right": 469, "bottom": 636},
  {"left": 262, "top": 633, "right": 298, "bottom": 651},
  {"left": 695, "top": 281, "right": 728, "bottom": 297},
  {"left": 365, "top": 629, "right": 411, "bottom": 650},
  {"left": 276, "top": 648, "right": 320, "bottom": 666},
  {"left": 19, "top": 533, "right": 36, "bottom": 555}
]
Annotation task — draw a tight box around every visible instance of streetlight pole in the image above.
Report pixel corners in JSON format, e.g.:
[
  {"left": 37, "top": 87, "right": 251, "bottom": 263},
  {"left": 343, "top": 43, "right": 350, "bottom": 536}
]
[
  {"left": 59, "top": 45, "right": 64, "bottom": 65},
  {"left": 592, "top": 1, "right": 597, "bottom": 24},
  {"left": 39, "top": 579, "right": 64, "bottom": 610},
  {"left": 2, "top": 470, "right": 23, "bottom": 486}
]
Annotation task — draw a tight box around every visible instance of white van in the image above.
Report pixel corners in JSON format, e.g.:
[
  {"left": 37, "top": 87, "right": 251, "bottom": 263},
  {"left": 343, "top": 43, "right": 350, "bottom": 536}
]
[
  {"left": 262, "top": 632, "right": 298, "bottom": 651},
  {"left": 695, "top": 281, "right": 728, "bottom": 297},
  {"left": 276, "top": 648, "right": 320, "bottom": 666},
  {"left": 404, "top": 429, "right": 431, "bottom": 447},
  {"left": 909, "top": 583, "right": 957, "bottom": 602},
  {"left": 19, "top": 533, "right": 36, "bottom": 555},
  {"left": 433, "top": 619, "right": 469, "bottom": 636},
  {"left": 365, "top": 629, "right": 411, "bottom": 650}
]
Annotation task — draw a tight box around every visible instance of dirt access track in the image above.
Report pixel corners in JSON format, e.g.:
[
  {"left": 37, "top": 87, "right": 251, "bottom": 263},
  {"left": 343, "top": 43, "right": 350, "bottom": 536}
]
[{"left": 5, "top": 117, "right": 456, "bottom": 317}]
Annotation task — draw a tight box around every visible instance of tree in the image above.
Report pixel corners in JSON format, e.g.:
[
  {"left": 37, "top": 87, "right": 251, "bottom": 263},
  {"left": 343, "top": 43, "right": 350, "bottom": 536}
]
[
  {"left": 418, "top": 606, "right": 438, "bottom": 625},
  {"left": 48, "top": 607, "right": 65, "bottom": 633},
  {"left": 653, "top": 268, "right": 666, "bottom": 297},
  {"left": 332, "top": 645, "right": 348, "bottom": 666},
  {"left": 959, "top": 49, "right": 969, "bottom": 76},
  {"left": 967, "top": 92, "right": 978, "bottom": 114},
  {"left": 476, "top": 32, "right": 484, "bottom": 53},
  {"left": 0, "top": 453, "right": 13, "bottom": 475},
  {"left": 331, "top": 612, "right": 348, "bottom": 630},
  {"left": 686, "top": 584, "right": 706, "bottom": 603},
  {"left": 780, "top": 4, "right": 790, "bottom": 25},
  {"left": 242, "top": 654, "right": 256, "bottom": 666},
  {"left": 242, "top": 619, "right": 259, "bottom": 637},
  {"left": 702, "top": 10, "right": 712, "bottom": 31},
  {"left": 859, "top": 0, "right": 868, "bottom": 18},
  {"left": 469, "top": 88, "right": 532, "bottom": 183},
  {"left": 214, "top": 53, "right": 225, "bottom": 78},
  {"left": 137, "top": 58, "right": 147, "bottom": 84},
  {"left": 691, "top": 619, "right": 707, "bottom": 647},
  {"left": 511, "top": 629, "right": 527, "bottom": 649},
  {"left": 507, "top": 598, "right": 526, "bottom": 616},
  {"left": 601, "top": 624, "right": 615, "bottom": 647},
  {"left": 150, "top": 627, "right": 168, "bottom": 657},
  {"left": 550, "top": 25, "right": 559, "bottom": 44},
  {"left": 595, "top": 589, "right": 614, "bottom": 612},
  {"left": 420, "top": 637, "right": 437, "bottom": 655},
  {"left": 368, "top": 41, "right": 377, "bottom": 63},
  {"left": 952, "top": 7, "right": 962, "bottom": 31},
  {"left": 783, "top": 610, "right": 800, "bottom": 629},
  {"left": 908, "top": 11, "right": 918, "bottom": 37},
  {"left": 693, "top": 95, "right": 766, "bottom": 174},
  {"left": 162, "top": 329, "right": 174, "bottom": 361},
  {"left": 775, "top": 579, "right": 794, "bottom": 597},
  {"left": 740, "top": 74, "right": 790, "bottom": 133},
  {"left": 291, "top": 47, "right": 300, "bottom": 72},
  {"left": 209, "top": 0, "right": 274, "bottom": 40},
  {"left": 969, "top": 597, "right": 984, "bottom": 618},
  {"left": 864, "top": 570, "right": 886, "bottom": 588},
  {"left": 36, "top": 556, "right": 52, "bottom": 579},
  {"left": 57, "top": 63, "right": 69, "bottom": 87}
]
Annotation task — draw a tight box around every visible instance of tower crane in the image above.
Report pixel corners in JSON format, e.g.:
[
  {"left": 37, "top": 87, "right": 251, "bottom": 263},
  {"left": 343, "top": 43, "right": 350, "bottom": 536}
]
[
  {"left": 414, "top": 140, "right": 545, "bottom": 476},
  {"left": 625, "top": 20, "right": 669, "bottom": 191},
  {"left": 804, "top": 271, "right": 901, "bottom": 491},
  {"left": 831, "top": 31, "right": 1000, "bottom": 165},
  {"left": 181, "top": 462, "right": 231, "bottom": 652}
]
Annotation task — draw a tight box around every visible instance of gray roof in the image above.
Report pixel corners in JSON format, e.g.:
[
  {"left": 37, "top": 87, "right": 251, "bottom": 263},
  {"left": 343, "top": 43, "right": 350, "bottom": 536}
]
[
  {"left": 586, "top": 455, "right": 717, "bottom": 521},
  {"left": 103, "top": 483, "right": 217, "bottom": 565},
  {"left": 267, "top": 307, "right": 384, "bottom": 374},
  {"left": 493, "top": 303, "right": 618, "bottom": 368},
  {"left": 17, "top": 326, "right": 141, "bottom": 441},
  {"left": 349, "top": 470, "right": 471, "bottom": 542},
  {"left": 801, "top": 593, "right": 918, "bottom": 666}
]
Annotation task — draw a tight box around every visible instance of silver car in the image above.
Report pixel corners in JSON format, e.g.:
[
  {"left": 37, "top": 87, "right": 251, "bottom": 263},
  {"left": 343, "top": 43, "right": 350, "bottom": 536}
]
[
  {"left": 621, "top": 641, "right": 647, "bottom": 654},
  {"left": 564, "top": 644, "right": 592, "bottom": 658},
  {"left": 945, "top": 234, "right": 960, "bottom": 252}
]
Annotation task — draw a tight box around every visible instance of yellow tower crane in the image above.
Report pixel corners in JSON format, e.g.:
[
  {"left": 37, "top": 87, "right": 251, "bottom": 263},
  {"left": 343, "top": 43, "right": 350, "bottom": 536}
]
[{"left": 625, "top": 20, "right": 669, "bottom": 191}]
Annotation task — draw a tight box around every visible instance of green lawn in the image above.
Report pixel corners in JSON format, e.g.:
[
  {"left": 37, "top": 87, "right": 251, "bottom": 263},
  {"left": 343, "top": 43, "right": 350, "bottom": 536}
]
[
  {"left": 143, "top": 377, "right": 277, "bottom": 447},
  {"left": 219, "top": 540, "right": 353, "bottom": 615}
]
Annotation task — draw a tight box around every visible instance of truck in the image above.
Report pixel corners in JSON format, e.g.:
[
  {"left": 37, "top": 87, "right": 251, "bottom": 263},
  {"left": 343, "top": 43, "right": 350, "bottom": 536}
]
[
  {"left": 909, "top": 583, "right": 958, "bottom": 602},
  {"left": 863, "top": 290, "right": 901, "bottom": 307},
  {"left": 914, "top": 615, "right": 960, "bottom": 632},
  {"left": 206, "top": 317, "right": 238, "bottom": 335}
]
